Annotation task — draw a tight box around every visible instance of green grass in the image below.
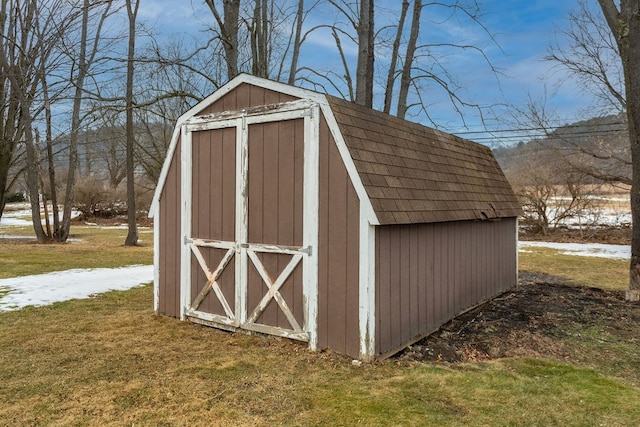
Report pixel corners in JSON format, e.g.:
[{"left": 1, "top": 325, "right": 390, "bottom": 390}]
[
  {"left": 0, "top": 226, "right": 153, "bottom": 278},
  {"left": 519, "top": 245, "right": 628, "bottom": 290},
  {"left": 1, "top": 285, "right": 638, "bottom": 426}
]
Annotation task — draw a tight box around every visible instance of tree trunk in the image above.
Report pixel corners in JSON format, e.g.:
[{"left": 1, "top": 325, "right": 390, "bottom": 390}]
[
  {"left": 124, "top": 0, "right": 139, "bottom": 246},
  {"left": 22, "top": 103, "right": 46, "bottom": 242},
  {"left": 355, "top": 0, "right": 374, "bottom": 107},
  {"left": 397, "top": 0, "right": 422, "bottom": 119},
  {"left": 597, "top": 0, "right": 640, "bottom": 300},
  {"left": 43, "top": 82, "right": 60, "bottom": 237},
  {"left": 287, "top": 0, "right": 305, "bottom": 85},
  {"left": 383, "top": 0, "right": 409, "bottom": 114},
  {"left": 251, "top": 0, "right": 270, "bottom": 78},
  {"left": 60, "top": 0, "right": 91, "bottom": 242},
  {"left": 626, "top": 3, "right": 640, "bottom": 299},
  {"left": 205, "top": 0, "right": 240, "bottom": 80}
]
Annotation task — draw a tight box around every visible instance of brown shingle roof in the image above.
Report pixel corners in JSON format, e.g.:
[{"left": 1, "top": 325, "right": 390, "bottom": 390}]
[{"left": 326, "top": 96, "right": 522, "bottom": 225}]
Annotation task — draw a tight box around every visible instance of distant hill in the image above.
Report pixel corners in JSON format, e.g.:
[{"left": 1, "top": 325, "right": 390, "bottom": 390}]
[{"left": 494, "top": 113, "right": 630, "bottom": 186}]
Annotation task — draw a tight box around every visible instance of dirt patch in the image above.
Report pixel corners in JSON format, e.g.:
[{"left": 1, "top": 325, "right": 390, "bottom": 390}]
[{"left": 397, "top": 271, "right": 640, "bottom": 364}]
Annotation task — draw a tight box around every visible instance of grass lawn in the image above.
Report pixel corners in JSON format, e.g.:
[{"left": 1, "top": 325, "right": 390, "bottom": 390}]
[
  {"left": 1, "top": 285, "right": 639, "bottom": 426},
  {"left": 0, "top": 226, "right": 153, "bottom": 278},
  {"left": 1, "top": 226, "right": 639, "bottom": 425},
  {"left": 518, "top": 245, "right": 628, "bottom": 291}
]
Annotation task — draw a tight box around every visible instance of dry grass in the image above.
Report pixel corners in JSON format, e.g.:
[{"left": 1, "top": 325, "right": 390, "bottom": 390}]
[
  {"left": 1, "top": 285, "right": 639, "bottom": 426},
  {"left": 0, "top": 226, "right": 153, "bottom": 278},
  {"left": 518, "top": 246, "right": 628, "bottom": 291},
  {"left": 1, "top": 224, "right": 639, "bottom": 425}
]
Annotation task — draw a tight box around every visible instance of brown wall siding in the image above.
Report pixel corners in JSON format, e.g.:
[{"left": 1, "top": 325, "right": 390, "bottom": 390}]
[
  {"left": 199, "top": 83, "right": 296, "bottom": 115},
  {"left": 158, "top": 84, "right": 300, "bottom": 318},
  {"left": 317, "top": 117, "right": 360, "bottom": 358},
  {"left": 159, "top": 85, "right": 362, "bottom": 358},
  {"left": 157, "top": 140, "right": 181, "bottom": 317},
  {"left": 190, "top": 127, "right": 237, "bottom": 317},
  {"left": 246, "top": 119, "right": 304, "bottom": 330},
  {"left": 375, "top": 218, "right": 517, "bottom": 355}
]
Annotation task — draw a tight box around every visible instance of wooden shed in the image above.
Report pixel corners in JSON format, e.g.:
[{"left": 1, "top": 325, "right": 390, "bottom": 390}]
[{"left": 149, "top": 74, "right": 522, "bottom": 361}]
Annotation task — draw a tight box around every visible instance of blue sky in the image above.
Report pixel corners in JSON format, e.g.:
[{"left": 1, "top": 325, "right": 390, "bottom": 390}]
[{"left": 138, "top": 0, "right": 605, "bottom": 146}]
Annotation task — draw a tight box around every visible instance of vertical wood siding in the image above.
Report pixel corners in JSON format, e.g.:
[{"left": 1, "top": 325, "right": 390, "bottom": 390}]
[
  {"left": 189, "top": 127, "right": 237, "bottom": 317},
  {"left": 157, "top": 85, "right": 297, "bottom": 319},
  {"left": 157, "top": 140, "right": 181, "bottom": 317},
  {"left": 317, "top": 117, "right": 360, "bottom": 358},
  {"left": 200, "top": 83, "right": 296, "bottom": 115},
  {"left": 246, "top": 119, "right": 304, "bottom": 331},
  {"left": 375, "top": 218, "right": 517, "bottom": 356}
]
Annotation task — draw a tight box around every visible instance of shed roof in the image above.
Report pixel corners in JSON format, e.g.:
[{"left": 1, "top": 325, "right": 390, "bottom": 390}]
[
  {"left": 326, "top": 96, "right": 522, "bottom": 224},
  {"left": 150, "top": 74, "right": 521, "bottom": 225}
]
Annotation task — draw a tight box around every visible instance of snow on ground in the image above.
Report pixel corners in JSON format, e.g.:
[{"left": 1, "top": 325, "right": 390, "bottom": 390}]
[
  {"left": 0, "top": 242, "right": 627, "bottom": 313},
  {"left": 0, "top": 202, "right": 628, "bottom": 313},
  {"left": 519, "top": 241, "right": 630, "bottom": 260},
  {"left": 0, "top": 207, "right": 81, "bottom": 227},
  {"left": 0, "top": 265, "right": 153, "bottom": 312}
]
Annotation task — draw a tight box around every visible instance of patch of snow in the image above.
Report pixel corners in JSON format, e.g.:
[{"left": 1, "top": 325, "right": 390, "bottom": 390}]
[
  {"left": 0, "top": 234, "right": 37, "bottom": 240},
  {"left": 0, "top": 234, "right": 82, "bottom": 243},
  {"left": 0, "top": 265, "right": 153, "bottom": 312},
  {"left": 519, "top": 241, "right": 630, "bottom": 260},
  {"left": 0, "top": 209, "right": 81, "bottom": 227},
  {"left": 0, "top": 213, "right": 32, "bottom": 227}
]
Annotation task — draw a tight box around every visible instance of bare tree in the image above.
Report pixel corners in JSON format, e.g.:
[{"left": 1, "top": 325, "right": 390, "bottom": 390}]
[
  {"left": 396, "top": 0, "right": 421, "bottom": 119},
  {"left": 57, "top": 0, "right": 116, "bottom": 242},
  {"left": 287, "top": 0, "right": 305, "bottom": 84},
  {"left": 383, "top": 0, "right": 409, "bottom": 114},
  {"left": 543, "top": 0, "right": 640, "bottom": 299},
  {"left": 250, "top": 0, "right": 270, "bottom": 78},
  {"left": 0, "top": 0, "right": 27, "bottom": 222},
  {"left": 355, "top": 0, "right": 374, "bottom": 107},
  {"left": 596, "top": 0, "right": 640, "bottom": 300},
  {"left": 204, "top": 0, "right": 240, "bottom": 80},
  {"left": 313, "top": 1, "right": 498, "bottom": 121},
  {"left": 507, "top": 146, "right": 603, "bottom": 236},
  {"left": 548, "top": 0, "right": 624, "bottom": 115},
  {"left": 0, "top": 0, "right": 72, "bottom": 241},
  {"left": 124, "top": 0, "right": 140, "bottom": 246}
]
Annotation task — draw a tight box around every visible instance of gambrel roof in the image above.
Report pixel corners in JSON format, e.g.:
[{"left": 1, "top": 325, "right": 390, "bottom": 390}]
[
  {"left": 150, "top": 74, "right": 521, "bottom": 224},
  {"left": 326, "top": 96, "right": 522, "bottom": 224}
]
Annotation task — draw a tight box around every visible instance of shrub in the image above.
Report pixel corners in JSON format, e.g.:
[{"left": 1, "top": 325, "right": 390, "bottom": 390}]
[
  {"left": 6, "top": 192, "right": 26, "bottom": 203},
  {"left": 73, "top": 175, "right": 125, "bottom": 218}
]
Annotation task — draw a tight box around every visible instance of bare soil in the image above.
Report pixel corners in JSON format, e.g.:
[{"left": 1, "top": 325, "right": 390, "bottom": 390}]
[{"left": 397, "top": 271, "right": 640, "bottom": 365}]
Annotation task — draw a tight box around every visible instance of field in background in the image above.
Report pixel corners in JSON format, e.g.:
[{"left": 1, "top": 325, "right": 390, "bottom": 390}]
[{"left": 518, "top": 183, "right": 632, "bottom": 236}]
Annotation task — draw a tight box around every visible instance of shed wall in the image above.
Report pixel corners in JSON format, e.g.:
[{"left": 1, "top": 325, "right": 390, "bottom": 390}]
[
  {"left": 246, "top": 119, "right": 305, "bottom": 330},
  {"left": 189, "top": 127, "right": 237, "bottom": 318},
  {"left": 317, "top": 116, "right": 360, "bottom": 357},
  {"left": 200, "top": 83, "right": 296, "bottom": 114},
  {"left": 157, "top": 140, "right": 181, "bottom": 317},
  {"left": 375, "top": 218, "right": 517, "bottom": 356},
  {"left": 156, "top": 84, "right": 297, "bottom": 318}
]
